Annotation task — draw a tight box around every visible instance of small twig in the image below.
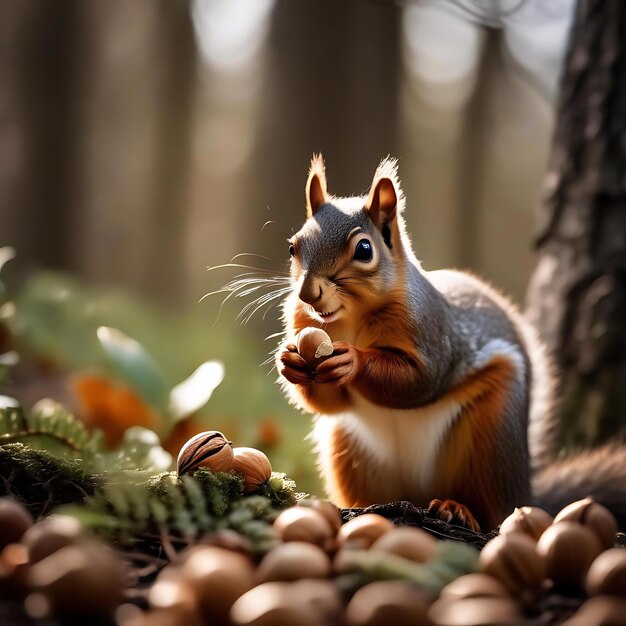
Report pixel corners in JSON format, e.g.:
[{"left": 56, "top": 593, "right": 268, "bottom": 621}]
[{"left": 158, "top": 526, "right": 179, "bottom": 562}]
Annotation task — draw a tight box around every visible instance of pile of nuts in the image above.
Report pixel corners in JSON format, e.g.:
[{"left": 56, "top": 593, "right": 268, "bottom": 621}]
[
  {"left": 176, "top": 431, "right": 272, "bottom": 494},
  {"left": 0, "top": 497, "right": 125, "bottom": 619},
  {"left": 127, "top": 495, "right": 626, "bottom": 626},
  {"left": 2, "top": 486, "right": 626, "bottom": 625},
  {"left": 127, "top": 502, "right": 446, "bottom": 626},
  {"left": 467, "top": 498, "right": 626, "bottom": 626}
]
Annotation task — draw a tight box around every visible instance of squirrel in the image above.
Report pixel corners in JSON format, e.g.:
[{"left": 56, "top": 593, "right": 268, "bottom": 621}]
[{"left": 276, "top": 154, "right": 626, "bottom": 532}]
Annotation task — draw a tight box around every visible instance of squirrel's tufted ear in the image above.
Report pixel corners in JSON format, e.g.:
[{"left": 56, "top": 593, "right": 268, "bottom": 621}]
[
  {"left": 367, "top": 177, "right": 397, "bottom": 227},
  {"left": 305, "top": 154, "right": 328, "bottom": 218},
  {"left": 366, "top": 157, "right": 403, "bottom": 249}
]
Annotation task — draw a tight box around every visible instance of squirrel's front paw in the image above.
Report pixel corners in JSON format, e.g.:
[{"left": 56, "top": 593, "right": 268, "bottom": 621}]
[
  {"left": 278, "top": 344, "right": 315, "bottom": 385},
  {"left": 428, "top": 498, "right": 481, "bottom": 532},
  {"left": 314, "top": 341, "right": 360, "bottom": 386}
]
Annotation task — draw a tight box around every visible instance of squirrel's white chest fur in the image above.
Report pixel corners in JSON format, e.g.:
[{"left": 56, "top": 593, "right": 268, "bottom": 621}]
[{"left": 311, "top": 392, "right": 462, "bottom": 504}]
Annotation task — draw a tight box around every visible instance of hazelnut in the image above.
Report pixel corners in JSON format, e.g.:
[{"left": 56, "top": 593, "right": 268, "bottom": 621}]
[
  {"left": 586, "top": 548, "right": 626, "bottom": 597},
  {"left": 428, "top": 597, "right": 522, "bottom": 626},
  {"left": 274, "top": 507, "right": 335, "bottom": 551},
  {"left": 439, "top": 574, "right": 512, "bottom": 601},
  {"left": 562, "top": 596, "right": 626, "bottom": 626},
  {"left": 256, "top": 541, "right": 331, "bottom": 583},
  {"left": 370, "top": 526, "right": 437, "bottom": 563},
  {"left": 177, "top": 431, "right": 234, "bottom": 476},
  {"left": 0, "top": 498, "right": 33, "bottom": 550},
  {"left": 231, "top": 447, "right": 272, "bottom": 493},
  {"left": 554, "top": 498, "right": 618, "bottom": 550},
  {"left": 296, "top": 327, "right": 334, "bottom": 367},
  {"left": 288, "top": 579, "right": 343, "bottom": 624},
  {"left": 177, "top": 545, "right": 255, "bottom": 626},
  {"left": 479, "top": 533, "right": 545, "bottom": 595},
  {"left": 346, "top": 580, "right": 433, "bottom": 626},
  {"left": 536, "top": 521, "right": 603, "bottom": 591},
  {"left": 298, "top": 498, "right": 343, "bottom": 534},
  {"left": 230, "top": 581, "right": 327, "bottom": 626},
  {"left": 199, "top": 529, "right": 254, "bottom": 558},
  {"left": 338, "top": 514, "right": 394, "bottom": 549},
  {"left": 499, "top": 506, "right": 553, "bottom": 542},
  {"left": 148, "top": 576, "right": 198, "bottom": 613},
  {"left": 21, "top": 515, "right": 85, "bottom": 563},
  {"left": 27, "top": 541, "right": 124, "bottom": 617}
]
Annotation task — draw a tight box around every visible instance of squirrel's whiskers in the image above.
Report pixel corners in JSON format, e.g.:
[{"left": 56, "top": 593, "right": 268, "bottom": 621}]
[{"left": 204, "top": 255, "right": 292, "bottom": 326}]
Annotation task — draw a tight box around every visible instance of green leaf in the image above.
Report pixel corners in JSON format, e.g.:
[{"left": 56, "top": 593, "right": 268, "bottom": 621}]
[
  {"left": 0, "top": 351, "right": 19, "bottom": 367},
  {"left": 0, "top": 247, "right": 15, "bottom": 297},
  {"left": 0, "top": 395, "right": 20, "bottom": 410},
  {"left": 0, "top": 247, "right": 15, "bottom": 274},
  {"left": 169, "top": 360, "right": 224, "bottom": 420},
  {"left": 97, "top": 326, "right": 168, "bottom": 410}
]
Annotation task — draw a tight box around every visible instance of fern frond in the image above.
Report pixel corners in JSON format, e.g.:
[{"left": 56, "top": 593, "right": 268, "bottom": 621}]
[{"left": 0, "top": 399, "right": 103, "bottom": 458}]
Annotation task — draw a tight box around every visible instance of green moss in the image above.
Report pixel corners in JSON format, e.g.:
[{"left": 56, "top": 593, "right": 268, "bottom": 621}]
[
  {"left": 259, "top": 472, "right": 301, "bottom": 509},
  {"left": 0, "top": 437, "right": 300, "bottom": 554},
  {"left": 0, "top": 443, "right": 105, "bottom": 517}
]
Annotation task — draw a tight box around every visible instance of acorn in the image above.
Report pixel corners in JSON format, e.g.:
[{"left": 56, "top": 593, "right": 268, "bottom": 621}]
[
  {"left": 0, "top": 498, "right": 33, "bottom": 550},
  {"left": 479, "top": 533, "right": 546, "bottom": 596},
  {"left": 273, "top": 507, "right": 335, "bottom": 551},
  {"left": 499, "top": 506, "right": 553, "bottom": 542},
  {"left": 147, "top": 577, "right": 203, "bottom": 626},
  {"left": 428, "top": 597, "right": 522, "bottom": 626},
  {"left": 536, "top": 521, "right": 603, "bottom": 591},
  {"left": 439, "top": 573, "right": 512, "bottom": 601},
  {"left": 231, "top": 447, "right": 272, "bottom": 494},
  {"left": 256, "top": 541, "right": 332, "bottom": 583},
  {"left": 21, "top": 515, "right": 85, "bottom": 564},
  {"left": 298, "top": 498, "right": 343, "bottom": 534},
  {"left": 370, "top": 526, "right": 437, "bottom": 563},
  {"left": 346, "top": 580, "right": 433, "bottom": 626},
  {"left": 554, "top": 497, "right": 618, "bottom": 550},
  {"left": 337, "top": 514, "right": 394, "bottom": 549},
  {"left": 230, "top": 581, "right": 328, "bottom": 626},
  {"left": 585, "top": 548, "right": 626, "bottom": 597},
  {"left": 296, "top": 327, "right": 334, "bottom": 368},
  {"left": 199, "top": 528, "right": 254, "bottom": 558},
  {"left": 148, "top": 576, "right": 198, "bottom": 612},
  {"left": 177, "top": 545, "right": 255, "bottom": 626},
  {"left": 289, "top": 579, "right": 343, "bottom": 625},
  {"left": 27, "top": 541, "right": 124, "bottom": 617},
  {"left": 177, "top": 431, "right": 234, "bottom": 476}
]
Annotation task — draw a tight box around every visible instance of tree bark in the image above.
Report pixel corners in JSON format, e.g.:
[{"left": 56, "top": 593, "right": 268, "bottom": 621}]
[{"left": 526, "top": 0, "right": 626, "bottom": 448}]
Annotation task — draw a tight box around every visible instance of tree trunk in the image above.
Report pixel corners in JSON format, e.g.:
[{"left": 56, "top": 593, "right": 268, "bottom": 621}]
[{"left": 526, "top": 0, "right": 626, "bottom": 449}]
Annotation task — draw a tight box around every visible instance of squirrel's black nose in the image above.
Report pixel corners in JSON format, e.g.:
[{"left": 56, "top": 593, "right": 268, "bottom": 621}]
[{"left": 299, "top": 276, "right": 323, "bottom": 305}]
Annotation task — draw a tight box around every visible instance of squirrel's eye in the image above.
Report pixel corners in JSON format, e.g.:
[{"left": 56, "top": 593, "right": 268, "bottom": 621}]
[
  {"left": 353, "top": 239, "right": 373, "bottom": 262},
  {"left": 289, "top": 244, "right": 295, "bottom": 257}
]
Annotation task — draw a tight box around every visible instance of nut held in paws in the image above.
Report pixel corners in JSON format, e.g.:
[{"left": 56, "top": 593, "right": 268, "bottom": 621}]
[{"left": 296, "top": 327, "right": 334, "bottom": 367}]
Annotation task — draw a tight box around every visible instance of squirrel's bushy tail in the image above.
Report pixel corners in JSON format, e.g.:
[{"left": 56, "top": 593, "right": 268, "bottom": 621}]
[
  {"left": 532, "top": 443, "right": 626, "bottom": 529},
  {"left": 522, "top": 316, "right": 626, "bottom": 529}
]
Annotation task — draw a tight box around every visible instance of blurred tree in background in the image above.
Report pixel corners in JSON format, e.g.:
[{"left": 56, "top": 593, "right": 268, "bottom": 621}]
[
  {"left": 527, "top": 0, "right": 626, "bottom": 448},
  {"left": 0, "top": 0, "right": 572, "bottom": 303}
]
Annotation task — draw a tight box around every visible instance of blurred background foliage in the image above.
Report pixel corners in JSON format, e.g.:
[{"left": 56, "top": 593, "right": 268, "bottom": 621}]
[{"left": 0, "top": 0, "right": 576, "bottom": 494}]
